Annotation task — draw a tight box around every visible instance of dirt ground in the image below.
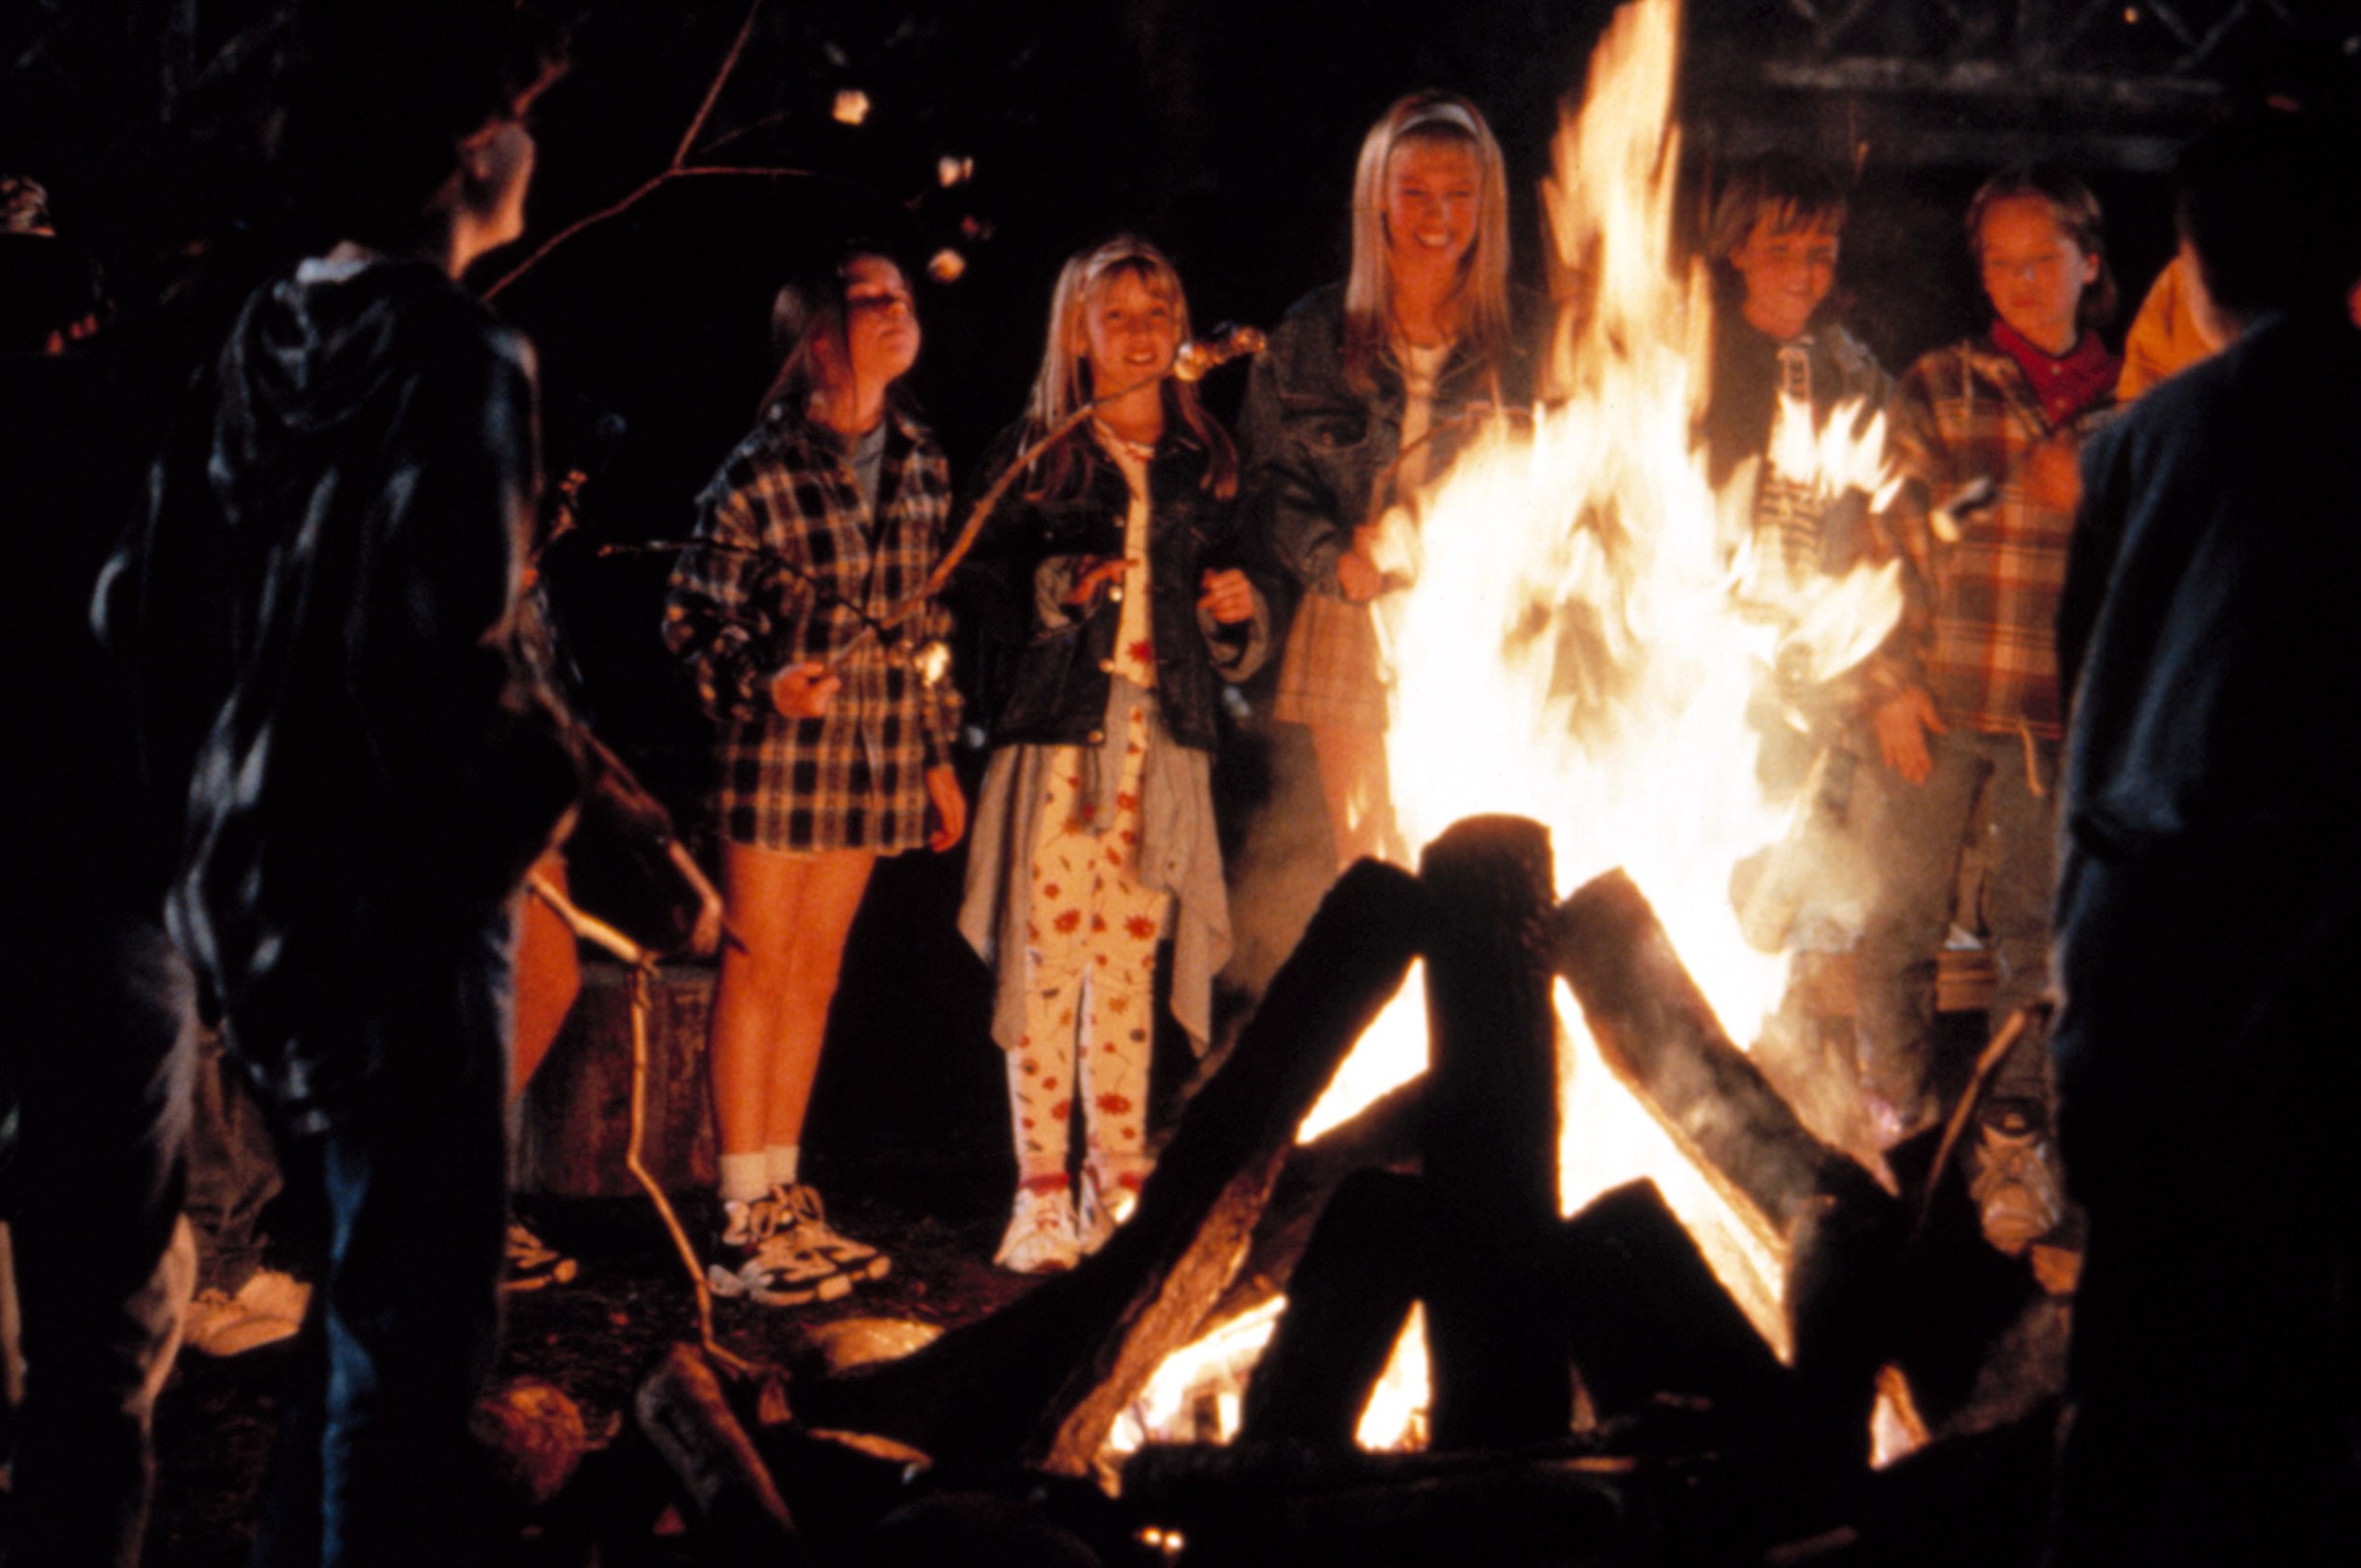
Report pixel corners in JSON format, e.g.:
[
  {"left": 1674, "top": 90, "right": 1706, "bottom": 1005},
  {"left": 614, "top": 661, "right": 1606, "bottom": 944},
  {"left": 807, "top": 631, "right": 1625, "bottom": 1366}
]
[{"left": 147, "top": 1176, "right": 1043, "bottom": 1567}]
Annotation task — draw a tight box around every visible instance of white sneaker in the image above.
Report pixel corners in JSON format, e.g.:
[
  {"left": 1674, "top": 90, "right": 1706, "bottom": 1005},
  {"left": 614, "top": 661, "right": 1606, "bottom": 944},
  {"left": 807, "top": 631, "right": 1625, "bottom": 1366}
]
[
  {"left": 995, "top": 1182, "right": 1080, "bottom": 1274},
  {"left": 1076, "top": 1163, "right": 1143, "bottom": 1255},
  {"left": 185, "top": 1267, "right": 311, "bottom": 1357},
  {"left": 769, "top": 1183, "right": 889, "bottom": 1285},
  {"left": 706, "top": 1194, "right": 853, "bottom": 1307}
]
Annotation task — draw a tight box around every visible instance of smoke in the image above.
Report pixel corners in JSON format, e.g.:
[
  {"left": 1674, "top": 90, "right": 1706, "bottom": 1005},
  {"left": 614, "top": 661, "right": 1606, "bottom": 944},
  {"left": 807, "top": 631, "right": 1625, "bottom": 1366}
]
[{"left": 1212, "top": 717, "right": 1346, "bottom": 1043}]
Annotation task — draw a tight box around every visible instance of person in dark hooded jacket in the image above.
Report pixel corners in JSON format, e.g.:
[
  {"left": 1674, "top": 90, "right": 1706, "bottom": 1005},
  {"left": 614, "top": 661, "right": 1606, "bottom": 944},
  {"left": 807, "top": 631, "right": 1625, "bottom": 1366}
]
[{"left": 92, "top": 13, "right": 575, "bottom": 1564}]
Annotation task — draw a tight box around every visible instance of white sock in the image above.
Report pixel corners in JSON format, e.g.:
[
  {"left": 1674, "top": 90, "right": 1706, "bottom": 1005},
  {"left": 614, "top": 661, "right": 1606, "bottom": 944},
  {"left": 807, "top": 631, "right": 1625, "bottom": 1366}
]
[
  {"left": 764, "top": 1143, "right": 802, "bottom": 1191},
  {"left": 718, "top": 1152, "right": 770, "bottom": 1206}
]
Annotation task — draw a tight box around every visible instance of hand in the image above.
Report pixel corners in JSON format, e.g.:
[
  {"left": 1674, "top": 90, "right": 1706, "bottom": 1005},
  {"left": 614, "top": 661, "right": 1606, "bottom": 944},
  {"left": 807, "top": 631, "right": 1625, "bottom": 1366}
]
[
  {"left": 770, "top": 660, "right": 842, "bottom": 719},
  {"left": 664, "top": 839, "right": 727, "bottom": 958},
  {"left": 1063, "top": 557, "right": 1131, "bottom": 608},
  {"left": 1198, "top": 568, "right": 1255, "bottom": 625},
  {"left": 1335, "top": 547, "right": 1385, "bottom": 604},
  {"left": 1873, "top": 687, "right": 1947, "bottom": 785},
  {"left": 925, "top": 762, "right": 967, "bottom": 853},
  {"left": 2024, "top": 437, "right": 2083, "bottom": 513}
]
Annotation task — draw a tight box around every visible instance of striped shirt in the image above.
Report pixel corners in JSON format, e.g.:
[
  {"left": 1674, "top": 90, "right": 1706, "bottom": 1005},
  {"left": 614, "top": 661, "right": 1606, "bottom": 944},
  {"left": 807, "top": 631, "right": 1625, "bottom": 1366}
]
[{"left": 664, "top": 401, "right": 960, "bottom": 852}]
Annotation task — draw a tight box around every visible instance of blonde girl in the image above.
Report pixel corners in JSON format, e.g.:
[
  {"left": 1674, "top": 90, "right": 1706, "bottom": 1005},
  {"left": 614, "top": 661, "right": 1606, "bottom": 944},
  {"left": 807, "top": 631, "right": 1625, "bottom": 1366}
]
[
  {"left": 958, "top": 237, "right": 1267, "bottom": 1272},
  {"left": 1240, "top": 90, "right": 1538, "bottom": 869}
]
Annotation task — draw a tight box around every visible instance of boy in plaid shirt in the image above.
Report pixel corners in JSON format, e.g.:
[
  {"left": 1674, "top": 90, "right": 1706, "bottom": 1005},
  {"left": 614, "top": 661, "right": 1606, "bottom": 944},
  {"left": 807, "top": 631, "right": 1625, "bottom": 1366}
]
[{"left": 1855, "top": 168, "right": 2118, "bottom": 1253}]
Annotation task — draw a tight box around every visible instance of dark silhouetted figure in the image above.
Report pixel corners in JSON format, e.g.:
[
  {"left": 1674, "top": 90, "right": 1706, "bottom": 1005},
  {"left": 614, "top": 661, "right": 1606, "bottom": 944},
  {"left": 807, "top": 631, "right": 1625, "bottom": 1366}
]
[
  {"left": 2051, "top": 110, "right": 2361, "bottom": 1567},
  {"left": 94, "top": 11, "right": 575, "bottom": 1564}
]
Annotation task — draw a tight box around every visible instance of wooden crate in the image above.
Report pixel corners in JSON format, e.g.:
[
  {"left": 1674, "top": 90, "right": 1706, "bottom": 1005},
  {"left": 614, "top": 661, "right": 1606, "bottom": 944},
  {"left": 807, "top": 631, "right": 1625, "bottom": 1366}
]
[{"left": 515, "top": 959, "right": 717, "bottom": 1196}]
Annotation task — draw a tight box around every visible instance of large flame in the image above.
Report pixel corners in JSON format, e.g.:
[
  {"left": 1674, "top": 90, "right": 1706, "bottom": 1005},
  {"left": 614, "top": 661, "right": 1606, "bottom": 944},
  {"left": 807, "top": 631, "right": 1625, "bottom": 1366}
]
[
  {"left": 1132, "top": 0, "right": 1905, "bottom": 1460},
  {"left": 1314, "top": 0, "right": 1901, "bottom": 1370}
]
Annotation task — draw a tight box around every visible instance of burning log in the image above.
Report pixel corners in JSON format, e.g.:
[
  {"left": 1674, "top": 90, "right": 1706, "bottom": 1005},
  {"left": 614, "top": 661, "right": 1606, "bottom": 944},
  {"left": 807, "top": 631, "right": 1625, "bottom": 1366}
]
[
  {"left": 1419, "top": 815, "right": 1571, "bottom": 1446},
  {"left": 1551, "top": 871, "right": 1886, "bottom": 1234},
  {"left": 633, "top": 1344, "right": 806, "bottom": 1562},
  {"left": 1240, "top": 1174, "right": 1798, "bottom": 1456},
  {"left": 1211, "top": 1072, "right": 1425, "bottom": 1327},
  {"left": 1237, "top": 1169, "right": 1426, "bottom": 1446},
  {"left": 1551, "top": 870, "right": 1907, "bottom": 1462},
  {"left": 794, "top": 860, "right": 1427, "bottom": 1474}
]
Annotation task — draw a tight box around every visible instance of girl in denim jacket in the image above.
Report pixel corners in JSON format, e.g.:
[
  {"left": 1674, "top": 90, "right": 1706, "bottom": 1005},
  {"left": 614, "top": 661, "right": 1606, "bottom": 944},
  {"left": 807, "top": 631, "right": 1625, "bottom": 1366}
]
[
  {"left": 958, "top": 237, "right": 1268, "bottom": 1272},
  {"left": 1240, "top": 90, "right": 1539, "bottom": 869}
]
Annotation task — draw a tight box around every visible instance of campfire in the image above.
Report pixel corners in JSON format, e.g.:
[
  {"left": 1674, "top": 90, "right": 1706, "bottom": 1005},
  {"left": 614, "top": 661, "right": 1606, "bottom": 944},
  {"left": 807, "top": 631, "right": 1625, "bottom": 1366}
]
[
  {"left": 1122, "top": 0, "right": 1904, "bottom": 1454},
  {"left": 610, "top": 2, "right": 2064, "bottom": 1560}
]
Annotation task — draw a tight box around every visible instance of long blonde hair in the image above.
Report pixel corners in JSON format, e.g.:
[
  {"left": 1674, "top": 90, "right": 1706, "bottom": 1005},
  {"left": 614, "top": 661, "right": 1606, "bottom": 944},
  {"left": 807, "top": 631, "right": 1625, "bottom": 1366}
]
[
  {"left": 1020, "top": 234, "right": 1238, "bottom": 500},
  {"left": 1342, "top": 90, "right": 1515, "bottom": 392}
]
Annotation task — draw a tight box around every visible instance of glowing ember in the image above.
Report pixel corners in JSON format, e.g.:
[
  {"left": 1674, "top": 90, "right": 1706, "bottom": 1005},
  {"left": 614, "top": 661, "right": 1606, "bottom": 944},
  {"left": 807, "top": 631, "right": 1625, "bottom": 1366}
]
[{"left": 831, "top": 89, "right": 871, "bottom": 126}]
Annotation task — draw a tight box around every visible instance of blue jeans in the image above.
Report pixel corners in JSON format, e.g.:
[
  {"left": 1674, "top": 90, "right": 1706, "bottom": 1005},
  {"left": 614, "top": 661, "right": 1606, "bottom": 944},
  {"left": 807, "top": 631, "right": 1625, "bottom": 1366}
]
[
  {"left": 248, "top": 907, "right": 515, "bottom": 1568},
  {"left": 1852, "top": 727, "right": 2058, "bottom": 1121},
  {"left": 3, "top": 908, "right": 199, "bottom": 1568}
]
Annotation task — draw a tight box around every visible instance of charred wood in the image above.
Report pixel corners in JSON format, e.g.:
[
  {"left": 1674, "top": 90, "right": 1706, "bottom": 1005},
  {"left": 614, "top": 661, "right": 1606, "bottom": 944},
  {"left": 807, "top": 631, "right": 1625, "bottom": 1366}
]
[
  {"left": 794, "top": 860, "right": 1427, "bottom": 1476},
  {"left": 633, "top": 1343, "right": 806, "bottom": 1562},
  {"left": 1123, "top": 1438, "right": 1632, "bottom": 1567},
  {"left": 1210, "top": 1072, "right": 1426, "bottom": 1327},
  {"left": 1419, "top": 815, "right": 1571, "bottom": 1447},
  {"left": 1552, "top": 870, "right": 1907, "bottom": 1465},
  {"left": 1551, "top": 870, "right": 1890, "bottom": 1236},
  {"left": 1237, "top": 1169, "right": 1426, "bottom": 1446},
  {"left": 1238, "top": 1176, "right": 1799, "bottom": 1460}
]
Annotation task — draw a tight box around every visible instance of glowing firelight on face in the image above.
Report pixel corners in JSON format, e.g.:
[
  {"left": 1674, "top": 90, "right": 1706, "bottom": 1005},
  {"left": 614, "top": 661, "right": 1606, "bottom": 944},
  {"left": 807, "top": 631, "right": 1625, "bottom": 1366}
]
[{"left": 1126, "top": 0, "right": 1903, "bottom": 1459}]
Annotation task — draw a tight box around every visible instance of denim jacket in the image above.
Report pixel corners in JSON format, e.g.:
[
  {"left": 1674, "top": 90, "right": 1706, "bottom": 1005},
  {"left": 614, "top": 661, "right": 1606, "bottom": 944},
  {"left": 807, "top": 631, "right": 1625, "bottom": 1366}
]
[
  {"left": 957, "top": 418, "right": 1269, "bottom": 753},
  {"left": 1239, "top": 281, "right": 1544, "bottom": 597}
]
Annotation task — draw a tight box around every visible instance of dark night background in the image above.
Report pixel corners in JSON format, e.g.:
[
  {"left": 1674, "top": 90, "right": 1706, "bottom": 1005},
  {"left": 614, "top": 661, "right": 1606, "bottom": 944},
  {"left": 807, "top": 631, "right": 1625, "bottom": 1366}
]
[
  {"left": 8, "top": 0, "right": 2359, "bottom": 1241},
  {"left": 10, "top": 4, "right": 2361, "bottom": 1562}
]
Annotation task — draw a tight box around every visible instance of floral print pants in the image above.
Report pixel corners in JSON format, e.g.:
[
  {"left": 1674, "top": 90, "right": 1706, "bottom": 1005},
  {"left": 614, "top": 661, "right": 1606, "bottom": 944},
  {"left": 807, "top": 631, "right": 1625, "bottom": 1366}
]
[{"left": 1006, "top": 701, "right": 1169, "bottom": 1192}]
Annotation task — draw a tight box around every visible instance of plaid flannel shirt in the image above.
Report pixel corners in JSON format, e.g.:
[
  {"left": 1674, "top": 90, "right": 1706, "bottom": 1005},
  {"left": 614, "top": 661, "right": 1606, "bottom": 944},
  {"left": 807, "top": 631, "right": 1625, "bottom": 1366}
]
[
  {"left": 664, "top": 401, "right": 960, "bottom": 853},
  {"left": 1867, "top": 337, "right": 2113, "bottom": 743}
]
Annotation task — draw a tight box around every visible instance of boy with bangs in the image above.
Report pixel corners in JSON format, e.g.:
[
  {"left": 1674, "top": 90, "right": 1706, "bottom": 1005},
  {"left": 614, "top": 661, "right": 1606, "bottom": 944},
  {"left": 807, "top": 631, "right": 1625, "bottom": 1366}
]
[{"left": 1700, "top": 152, "right": 1889, "bottom": 581}]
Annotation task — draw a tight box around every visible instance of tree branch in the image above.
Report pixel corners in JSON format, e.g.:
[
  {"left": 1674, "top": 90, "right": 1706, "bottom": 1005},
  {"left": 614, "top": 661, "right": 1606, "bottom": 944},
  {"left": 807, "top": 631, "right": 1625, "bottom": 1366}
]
[
  {"left": 482, "top": 0, "right": 777, "bottom": 300},
  {"left": 672, "top": 0, "right": 766, "bottom": 168}
]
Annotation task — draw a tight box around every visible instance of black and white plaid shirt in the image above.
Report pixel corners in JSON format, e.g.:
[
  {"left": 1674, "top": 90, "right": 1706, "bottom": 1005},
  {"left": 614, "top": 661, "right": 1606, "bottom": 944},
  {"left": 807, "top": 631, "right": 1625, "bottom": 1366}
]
[{"left": 665, "top": 400, "right": 960, "bottom": 853}]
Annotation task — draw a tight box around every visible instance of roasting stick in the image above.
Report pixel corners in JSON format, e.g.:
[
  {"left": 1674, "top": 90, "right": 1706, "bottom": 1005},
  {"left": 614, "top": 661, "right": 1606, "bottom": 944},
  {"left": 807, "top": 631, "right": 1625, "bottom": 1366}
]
[
  {"left": 600, "top": 329, "right": 1267, "bottom": 690},
  {"left": 819, "top": 323, "right": 1268, "bottom": 673}
]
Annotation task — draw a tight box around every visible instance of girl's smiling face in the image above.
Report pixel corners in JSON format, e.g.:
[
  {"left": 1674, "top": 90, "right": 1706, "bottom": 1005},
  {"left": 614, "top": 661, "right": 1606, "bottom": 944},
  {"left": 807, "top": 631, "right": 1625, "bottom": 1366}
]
[
  {"left": 1074, "top": 266, "right": 1180, "bottom": 393},
  {"left": 1382, "top": 138, "right": 1482, "bottom": 276}
]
